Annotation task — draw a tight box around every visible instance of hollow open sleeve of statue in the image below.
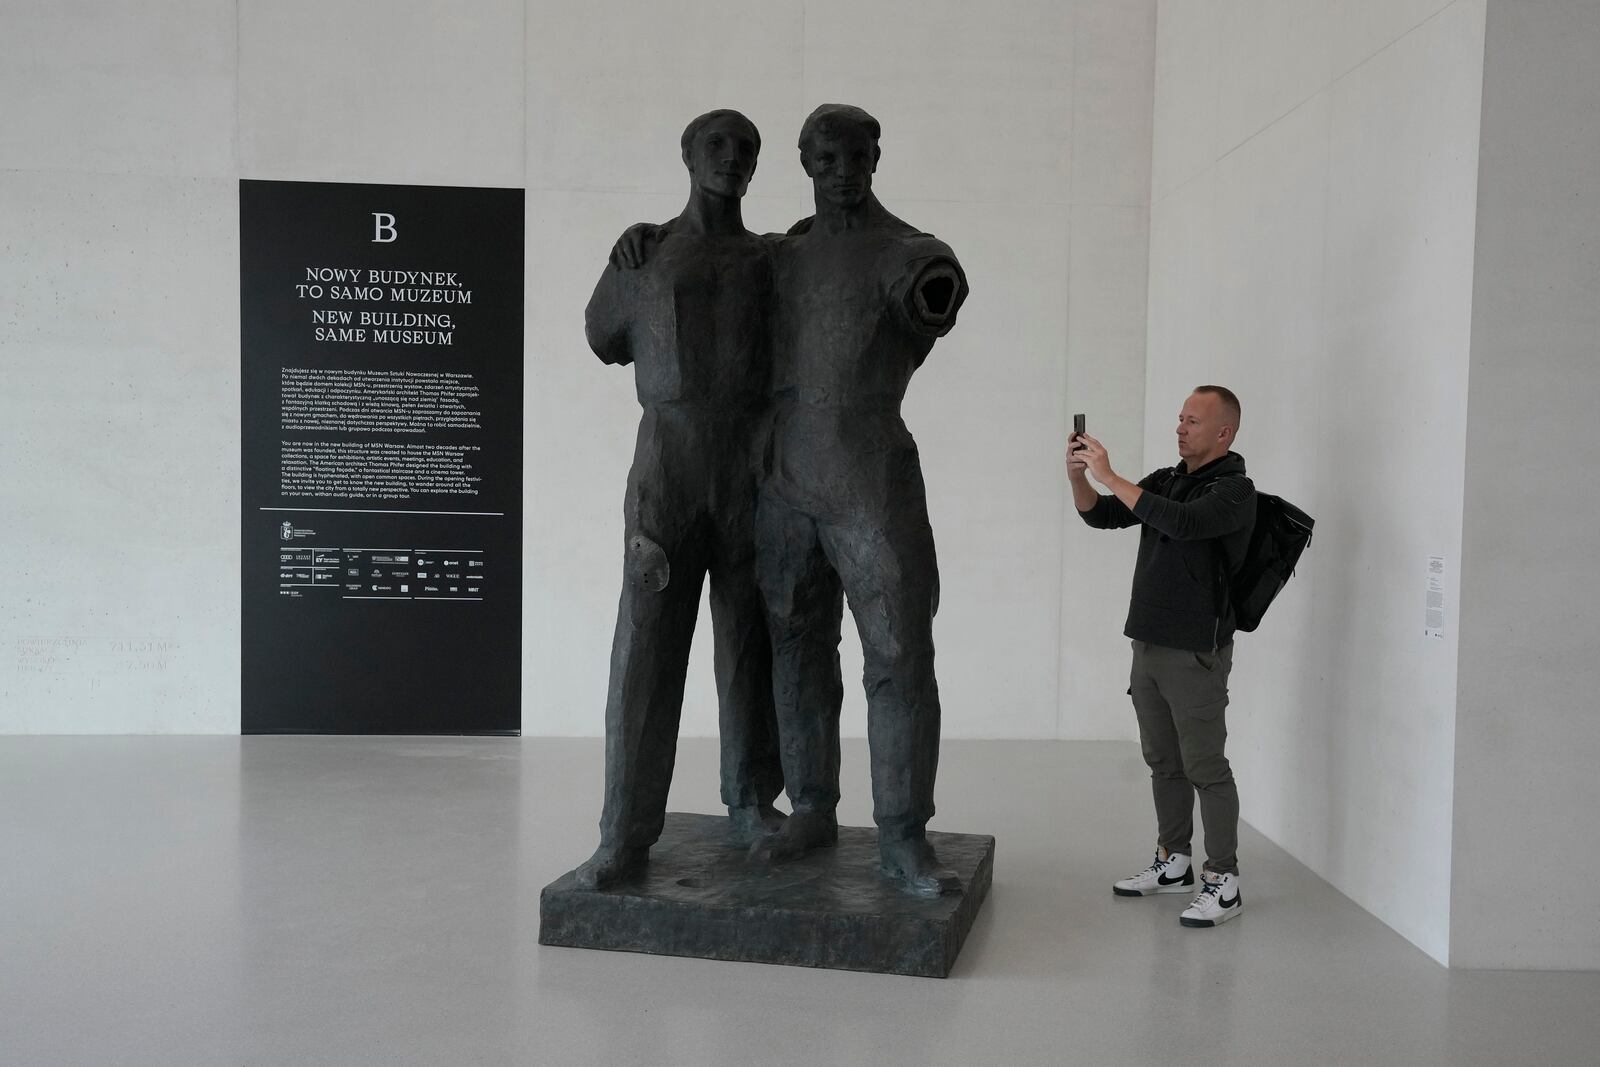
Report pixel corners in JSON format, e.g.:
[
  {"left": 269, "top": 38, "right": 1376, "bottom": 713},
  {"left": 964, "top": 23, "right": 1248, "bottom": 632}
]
[
  {"left": 757, "top": 229, "right": 968, "bottom": 849},
  {"left": 893, "top": 244, "right": 967, "bottom": 349},
  {"left": 582, "top": 235, "right": 784, "bottom": 860}
]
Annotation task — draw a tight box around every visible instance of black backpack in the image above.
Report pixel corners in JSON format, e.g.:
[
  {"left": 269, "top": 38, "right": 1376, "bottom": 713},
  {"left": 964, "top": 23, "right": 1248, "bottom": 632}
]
[{"left": 1224, "top": 493, "right": 1314, "bottom": 632}]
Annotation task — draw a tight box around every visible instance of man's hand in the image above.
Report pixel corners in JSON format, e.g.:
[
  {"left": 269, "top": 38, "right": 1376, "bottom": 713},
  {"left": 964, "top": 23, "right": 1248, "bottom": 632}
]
[
  {"left": 1074, "top": 433, "right": 1144, "bottom": 512},
  {"left": 1066, "top": 434, "right": 1098, "bottom": 512},
  {"left": 1065, "top": 434, "right": 1090, "bottom": 477},
  {"left": 1074, "top": 433, "right": 1115, "bottom": 484},
  {"left": 609, "top": 222, "right": 668, "bottom": 269}
]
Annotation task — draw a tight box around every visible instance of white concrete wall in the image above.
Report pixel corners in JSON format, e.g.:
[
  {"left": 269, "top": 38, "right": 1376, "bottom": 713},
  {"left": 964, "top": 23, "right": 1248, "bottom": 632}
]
[
  {"left": 1143, "top": 0, "right": 1486, "bottom": 963},
  {"left": 1, "top": 1, "right": 242, "bottom": 733},
  {"left": 0, "top": 1, "right": 1157, "bottom": 737},
  {"left": 1452, "top": 0, "right": 1600, "bottom": 970}
]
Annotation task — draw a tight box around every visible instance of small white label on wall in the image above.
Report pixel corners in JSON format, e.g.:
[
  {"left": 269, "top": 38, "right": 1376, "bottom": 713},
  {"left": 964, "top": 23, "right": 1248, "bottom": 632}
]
[{"left": 1425, "top": 555, "right": 1446, "bottom": 639}]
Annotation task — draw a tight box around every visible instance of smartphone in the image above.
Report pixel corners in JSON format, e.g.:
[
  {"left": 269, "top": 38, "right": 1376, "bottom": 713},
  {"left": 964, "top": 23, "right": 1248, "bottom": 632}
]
[{"left": 1071, "top": 413, "right": 1086, "bottom": 450}]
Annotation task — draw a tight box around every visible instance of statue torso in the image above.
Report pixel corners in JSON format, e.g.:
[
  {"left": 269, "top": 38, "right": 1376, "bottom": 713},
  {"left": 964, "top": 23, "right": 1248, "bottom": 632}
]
[
  {"left": 626, "top": 229, "right": 773, "bottom": 411},
  {"left": 766, "top": 224, "right": 965, "bottom": 517}
]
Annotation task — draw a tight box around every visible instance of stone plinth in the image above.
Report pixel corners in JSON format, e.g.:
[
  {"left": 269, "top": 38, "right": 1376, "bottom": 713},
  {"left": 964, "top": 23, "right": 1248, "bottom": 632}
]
[{"left": 539, "top": 812, "right": 995, "bottom": 978}]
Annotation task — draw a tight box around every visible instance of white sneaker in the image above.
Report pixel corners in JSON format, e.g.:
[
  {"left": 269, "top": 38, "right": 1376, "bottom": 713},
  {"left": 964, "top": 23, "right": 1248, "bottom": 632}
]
[
  {"left": 1113, "top": 847, "right": 1194, "bottom": 896},
  {"left": 1180, "top": 870, "right": 1243, "bottom": 927}
]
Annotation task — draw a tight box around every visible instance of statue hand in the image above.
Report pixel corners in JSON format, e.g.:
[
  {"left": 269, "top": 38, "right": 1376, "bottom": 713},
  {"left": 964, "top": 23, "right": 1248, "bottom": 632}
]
[{"left": 610, "top": 222, "right": 667, "bottom": 270}]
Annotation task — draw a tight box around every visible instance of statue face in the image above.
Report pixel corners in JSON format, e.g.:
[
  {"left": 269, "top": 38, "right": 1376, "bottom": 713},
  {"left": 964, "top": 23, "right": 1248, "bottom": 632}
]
[
  {"left": 687, "top": 115, "right": 759, "bottom": 199},
  {"left": 801, "top": 125, "right": 878, "bottom": 208}
]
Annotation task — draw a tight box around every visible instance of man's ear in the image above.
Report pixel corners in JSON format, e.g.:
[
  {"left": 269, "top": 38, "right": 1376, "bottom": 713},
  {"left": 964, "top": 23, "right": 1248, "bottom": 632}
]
[{"left": 872, "top": 146, "right": 882, "bottom": 171}]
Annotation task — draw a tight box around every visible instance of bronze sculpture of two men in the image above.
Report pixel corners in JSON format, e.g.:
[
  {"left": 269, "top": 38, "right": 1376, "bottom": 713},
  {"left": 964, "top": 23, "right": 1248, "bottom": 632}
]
[{"left": 577, "top": 104, "right": 969, "bottom": 899}]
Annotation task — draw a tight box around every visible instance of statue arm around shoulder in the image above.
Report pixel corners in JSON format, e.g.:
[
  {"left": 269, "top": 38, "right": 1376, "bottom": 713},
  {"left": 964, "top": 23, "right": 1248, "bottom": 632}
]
[{"left": 610, "top": 221, "right": 671, "bottom": 270}]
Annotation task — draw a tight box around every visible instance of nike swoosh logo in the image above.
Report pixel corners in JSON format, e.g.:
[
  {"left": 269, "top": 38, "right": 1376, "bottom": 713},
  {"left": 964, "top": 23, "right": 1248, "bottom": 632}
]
[
  {"left": 1219, "top": 892, "right": 1241, "bottom": 909},
  {"left": 1158, "top": 872, "right": 1188, "bottom": 885}
]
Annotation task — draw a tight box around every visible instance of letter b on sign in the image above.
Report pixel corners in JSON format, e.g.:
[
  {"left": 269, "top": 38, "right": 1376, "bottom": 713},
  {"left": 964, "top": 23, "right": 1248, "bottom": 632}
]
[{"left": 372, "top": 213, "right": 398, "bottom": 243}]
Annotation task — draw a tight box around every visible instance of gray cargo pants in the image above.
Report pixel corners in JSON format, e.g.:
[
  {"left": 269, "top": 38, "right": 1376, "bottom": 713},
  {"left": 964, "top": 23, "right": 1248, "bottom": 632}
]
[{"left": 1129, "top": 640, "right": 1239, "bottom": 875}]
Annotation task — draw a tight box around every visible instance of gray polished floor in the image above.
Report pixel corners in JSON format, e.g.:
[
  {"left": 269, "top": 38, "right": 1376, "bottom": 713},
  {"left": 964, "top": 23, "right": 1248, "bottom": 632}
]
[{"left": 2, "top": 736, "right": 1596, "bottom": 1066}]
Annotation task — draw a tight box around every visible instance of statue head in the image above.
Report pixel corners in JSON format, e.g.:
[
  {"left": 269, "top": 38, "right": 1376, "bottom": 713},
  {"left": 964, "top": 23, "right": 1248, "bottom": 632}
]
[
  {"left": 797, "top": 104, "right": 881, "bottom": 209},
  {"left": 680, "top": 110, "right": 761, "bottom": 200}
]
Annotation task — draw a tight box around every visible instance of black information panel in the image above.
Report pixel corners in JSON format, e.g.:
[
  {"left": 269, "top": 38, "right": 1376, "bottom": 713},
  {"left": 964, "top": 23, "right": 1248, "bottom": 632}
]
[{"left": 241, "top": 180, "right": 523, "bottom": 734}]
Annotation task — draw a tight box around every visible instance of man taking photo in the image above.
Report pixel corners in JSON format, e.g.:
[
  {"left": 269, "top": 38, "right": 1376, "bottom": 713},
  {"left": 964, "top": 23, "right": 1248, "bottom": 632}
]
[{"left": 1068, "top": 387, "right": 1257, "bottom": 928}]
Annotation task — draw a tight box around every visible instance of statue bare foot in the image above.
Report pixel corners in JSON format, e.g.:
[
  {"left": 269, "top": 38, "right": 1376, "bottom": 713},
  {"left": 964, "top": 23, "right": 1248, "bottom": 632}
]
[
  {"left": 879, "top": 836, "right": 961, "bottom": 898},
  {"left": 747, "top": 809, "right": 838, "bottom": 865},
  {"left": 573, "top": 844, "right": 648, "bottom": 889},
  {"left": 726, "top": 803, "right": 788, "bottom": 846}
]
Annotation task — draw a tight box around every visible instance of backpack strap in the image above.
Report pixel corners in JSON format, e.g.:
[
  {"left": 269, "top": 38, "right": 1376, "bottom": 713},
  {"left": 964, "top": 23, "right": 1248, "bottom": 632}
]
[
  {"left": 1205, "top": 476, "right": 1250, "bottom": 623},
  {"left": 1148, "top": 466, "right": 1179, "bottom": 494}
]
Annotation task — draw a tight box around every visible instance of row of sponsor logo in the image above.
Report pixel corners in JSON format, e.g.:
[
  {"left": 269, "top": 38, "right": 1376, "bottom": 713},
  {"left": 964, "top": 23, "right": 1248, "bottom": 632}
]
[
  {"left": 280, "top": 568, "right": 483, "bottom": 579},
  {"left": 363, "top": 584, "right": 481, "bottom": 594},
  {"left": 278, "top": 551, "right": 480, "bottom": 567}
]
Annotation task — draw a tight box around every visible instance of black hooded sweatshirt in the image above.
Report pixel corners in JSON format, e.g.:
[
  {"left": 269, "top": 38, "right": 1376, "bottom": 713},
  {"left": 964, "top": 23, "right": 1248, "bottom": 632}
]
[{"left": 1079, "top": 451, "right": 1256, "bottom": 652}]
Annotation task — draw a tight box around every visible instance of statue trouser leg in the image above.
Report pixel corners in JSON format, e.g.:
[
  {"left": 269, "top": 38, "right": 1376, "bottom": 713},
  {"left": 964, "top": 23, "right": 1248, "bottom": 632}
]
[
  {"left": 595, "top": 530, "right": 707, "bottom": 854},
  {"left": 822, "top": 510, "right": 941, "bottom": 844},
  {"left": 755, "top": 491, "right": 844, "bottom": 818},
  {"left": 709, "top": 541, "right": 783, "bottom": 813}
]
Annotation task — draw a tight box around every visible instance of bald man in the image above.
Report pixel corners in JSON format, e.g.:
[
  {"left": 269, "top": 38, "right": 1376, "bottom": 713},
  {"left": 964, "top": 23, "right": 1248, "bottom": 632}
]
[{"left": 1069, "top": 386, "right": 1257, "bottom": 927}]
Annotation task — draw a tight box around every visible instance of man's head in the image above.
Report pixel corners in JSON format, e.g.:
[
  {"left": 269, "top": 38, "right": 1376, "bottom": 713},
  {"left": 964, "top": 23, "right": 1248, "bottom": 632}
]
[
  {"left": 681, "top": 110, "right": 761, "bottom": 200},
  {"left": 797, "top": 104, "right": 881, "bottom": 209},
  {"left": 1176, "top": 385, "right": 1240, "bottom": 468}
]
